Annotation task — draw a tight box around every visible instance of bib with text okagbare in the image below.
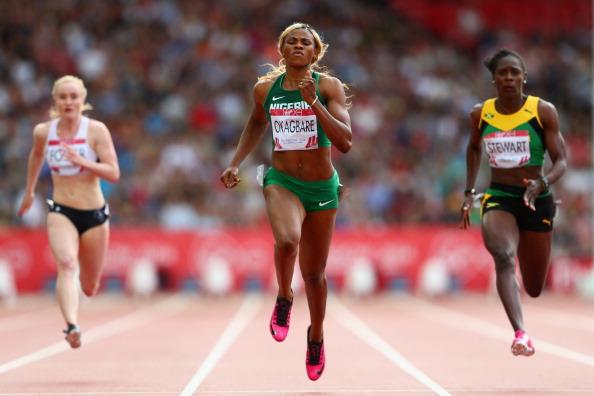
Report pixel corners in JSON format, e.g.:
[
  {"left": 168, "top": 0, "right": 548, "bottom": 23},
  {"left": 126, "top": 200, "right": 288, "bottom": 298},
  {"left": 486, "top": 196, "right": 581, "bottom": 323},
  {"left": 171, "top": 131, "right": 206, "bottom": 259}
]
[{"left": 264, "top": 72, "right": 331, "bottom": 151}]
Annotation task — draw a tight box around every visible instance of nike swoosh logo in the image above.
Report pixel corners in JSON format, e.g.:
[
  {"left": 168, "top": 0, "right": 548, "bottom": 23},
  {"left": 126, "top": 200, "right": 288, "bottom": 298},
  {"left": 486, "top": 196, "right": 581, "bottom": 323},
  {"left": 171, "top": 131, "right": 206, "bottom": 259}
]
[
  {"left": 318, "top": 200, "right": 334, "bottom": 207},
  {"left": 272, "top": 96, "right": 284, "bottom": 101},
  {"left": 486, "top": 202, "right": 499, "bottom": 208}
]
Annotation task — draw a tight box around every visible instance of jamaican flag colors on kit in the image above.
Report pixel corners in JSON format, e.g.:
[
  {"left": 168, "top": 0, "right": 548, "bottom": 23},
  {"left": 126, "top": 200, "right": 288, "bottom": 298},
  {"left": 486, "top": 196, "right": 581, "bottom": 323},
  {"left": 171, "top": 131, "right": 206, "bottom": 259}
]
[{"left": 479, "top": 95, "right": 545, "bottom": 169}]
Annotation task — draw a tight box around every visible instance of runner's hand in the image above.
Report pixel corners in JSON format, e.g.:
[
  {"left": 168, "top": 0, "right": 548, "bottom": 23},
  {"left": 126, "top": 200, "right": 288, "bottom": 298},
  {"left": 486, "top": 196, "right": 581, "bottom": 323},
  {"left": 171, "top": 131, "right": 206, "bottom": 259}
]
[
  {"left": 220, "top": 166, "right": 241, "bottom": 189},
  {"left": 459, "top": 194, "right": 474, "bottom": 230},
  {"left": 61, "top": 142, "right": 85, "bottom": 167},
  {"left": 522, "top": 178, "right": 541, "bottom": 211},
  {"left": 17, "top": 192, "right": 34, "bottom": 217},
  {"left": 298, "top": 70, "right": 317, "bottom": 105}
]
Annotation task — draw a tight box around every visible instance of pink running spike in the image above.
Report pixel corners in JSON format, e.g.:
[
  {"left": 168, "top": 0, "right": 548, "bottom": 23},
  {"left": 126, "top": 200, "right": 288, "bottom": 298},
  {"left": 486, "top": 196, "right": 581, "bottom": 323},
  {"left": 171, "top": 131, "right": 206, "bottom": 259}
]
[
  {"left": 306, "top": 326, "right": 325, "bottom": 381},
  {"left": 511, "top": 330, "right": 535, "bottom": 356},
  {"left": 269, "top": 297, "right": 292, "bottom": 342}
]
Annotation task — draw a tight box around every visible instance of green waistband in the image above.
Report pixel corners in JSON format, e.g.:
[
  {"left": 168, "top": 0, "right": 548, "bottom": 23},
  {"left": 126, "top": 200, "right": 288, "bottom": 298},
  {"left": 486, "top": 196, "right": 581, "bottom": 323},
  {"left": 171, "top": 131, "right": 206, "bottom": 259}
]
[
  {"left": 264, "top": 167, "right": 338, "bottom": 190},
  {"left": 486, "top": 182, "right": 552, "bottom": 198}
]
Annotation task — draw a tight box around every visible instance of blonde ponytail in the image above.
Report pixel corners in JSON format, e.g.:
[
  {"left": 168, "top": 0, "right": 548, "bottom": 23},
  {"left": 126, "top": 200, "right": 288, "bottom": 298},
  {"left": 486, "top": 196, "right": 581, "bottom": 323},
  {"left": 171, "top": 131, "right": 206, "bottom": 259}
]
[
  {"left": 258, "top": 22, "right": 329, "bottom": 83},
  {"left": 49, "top": 75, "right": 93, "bottom": 118}
]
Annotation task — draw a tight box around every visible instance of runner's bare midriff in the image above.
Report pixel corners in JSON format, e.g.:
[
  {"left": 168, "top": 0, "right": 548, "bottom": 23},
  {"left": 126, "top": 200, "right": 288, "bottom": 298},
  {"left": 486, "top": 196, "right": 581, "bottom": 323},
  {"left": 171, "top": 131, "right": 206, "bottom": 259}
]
[
  {"left": 51, "top": 173, "right": 105, "bottom": 209},
  {"left": 272, "top": 147, "right": 333, "bottom": 181},
  {"left": 491, "top": 165, "right": 542, "bottom": 187}
]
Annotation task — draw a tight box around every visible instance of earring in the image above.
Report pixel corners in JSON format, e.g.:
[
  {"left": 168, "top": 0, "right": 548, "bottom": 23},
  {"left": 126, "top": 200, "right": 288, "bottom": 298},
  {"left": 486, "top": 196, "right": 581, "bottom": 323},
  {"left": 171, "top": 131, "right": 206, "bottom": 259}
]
[
  {"left": 523, "top": 80, "right": 527, "bottom": 83},
  {"left": 491, "top": 80, "right": 495, "bottom": 84}
]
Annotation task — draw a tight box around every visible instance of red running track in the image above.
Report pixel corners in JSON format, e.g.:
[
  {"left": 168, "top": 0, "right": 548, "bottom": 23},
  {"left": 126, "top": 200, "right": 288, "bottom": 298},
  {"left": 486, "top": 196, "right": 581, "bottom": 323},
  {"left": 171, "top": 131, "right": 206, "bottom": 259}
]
[{"left": 0, "top": 292, "right": 593, "bottom": 395}]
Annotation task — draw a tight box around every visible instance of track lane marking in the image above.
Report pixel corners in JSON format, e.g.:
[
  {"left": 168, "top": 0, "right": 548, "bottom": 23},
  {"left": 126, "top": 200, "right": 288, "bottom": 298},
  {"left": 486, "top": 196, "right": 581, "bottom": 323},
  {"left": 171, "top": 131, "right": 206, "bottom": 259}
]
[
  {"left": 0, "top": 296, "right": 188, "bottom": 375},
  {"left": 411, "top": 297, "right": 594, "bottom": 367},
  {"left": 330, "top": 296, "right": 452, "bottom": 396},
  {"left": 179, "top": 294, "right": 262, "bottom": 396}
]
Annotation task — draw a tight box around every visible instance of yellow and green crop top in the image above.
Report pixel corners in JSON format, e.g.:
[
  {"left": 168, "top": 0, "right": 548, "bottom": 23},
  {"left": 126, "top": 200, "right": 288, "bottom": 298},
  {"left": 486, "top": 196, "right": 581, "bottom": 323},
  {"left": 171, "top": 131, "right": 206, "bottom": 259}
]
[
  {"left": 479, "top": 95, "right": 545, "bottom": 168},
  {"left": 263, "top": 72, "right": 331, "bottom": 151}
]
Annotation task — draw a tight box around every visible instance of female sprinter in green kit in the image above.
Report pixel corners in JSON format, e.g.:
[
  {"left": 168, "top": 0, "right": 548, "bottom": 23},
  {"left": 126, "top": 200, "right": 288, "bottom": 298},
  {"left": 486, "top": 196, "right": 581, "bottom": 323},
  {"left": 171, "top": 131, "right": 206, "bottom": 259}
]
[{"left": 220, "top": 22, "right": 352, "bottom": 381}]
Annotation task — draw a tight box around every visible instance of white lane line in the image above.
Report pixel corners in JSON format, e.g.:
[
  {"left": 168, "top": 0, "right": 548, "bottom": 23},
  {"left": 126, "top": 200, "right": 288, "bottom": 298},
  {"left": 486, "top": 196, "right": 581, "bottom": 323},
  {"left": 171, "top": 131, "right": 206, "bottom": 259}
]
[
  {"left": 411, "top": 297, "right": 594, "bottom": 367},
  {"left": 330, "top": 296, "right": 452, "bottom": 396},
  {"left": 0, "top": 296, "right": 187, "bottom": 375},
  {"left": 179, "top": 294, "right": 262, "bottom": 396}
]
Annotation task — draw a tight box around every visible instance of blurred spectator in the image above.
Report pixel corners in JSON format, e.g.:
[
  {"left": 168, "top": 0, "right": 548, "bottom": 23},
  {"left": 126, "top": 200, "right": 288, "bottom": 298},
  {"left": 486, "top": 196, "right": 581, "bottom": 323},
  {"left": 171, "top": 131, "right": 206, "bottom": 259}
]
[{"left": 0, "top": 0, "right": 591, "bottom": 258}]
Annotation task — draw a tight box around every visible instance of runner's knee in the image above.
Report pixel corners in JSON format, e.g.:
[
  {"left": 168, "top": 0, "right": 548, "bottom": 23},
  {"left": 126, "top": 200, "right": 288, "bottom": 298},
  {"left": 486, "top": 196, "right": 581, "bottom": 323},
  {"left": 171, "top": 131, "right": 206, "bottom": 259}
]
[
  {"left": 56, "top": 256, "right": 78, "bottom": 274},
  {"left": 275, "top": 236, "right": 299, "bottom": 257},
  {"left": 491, "top": 250, "right": 515, "bottom": 273},
  {"left": 302, "top": 271, "right": 326, "bottom": 286}
]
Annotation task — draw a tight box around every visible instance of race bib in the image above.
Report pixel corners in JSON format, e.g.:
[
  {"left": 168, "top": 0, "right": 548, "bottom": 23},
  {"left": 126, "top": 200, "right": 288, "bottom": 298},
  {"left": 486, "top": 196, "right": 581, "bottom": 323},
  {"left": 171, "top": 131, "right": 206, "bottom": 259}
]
[
  {"left": 484, "top": 130, "right": 530, "bottom": 168},
  {"left": 270, "top": 107, "right": 318, "bottom": 151},
  {"left": 46, "top": 139, "right": 87, "bottom": 175}
]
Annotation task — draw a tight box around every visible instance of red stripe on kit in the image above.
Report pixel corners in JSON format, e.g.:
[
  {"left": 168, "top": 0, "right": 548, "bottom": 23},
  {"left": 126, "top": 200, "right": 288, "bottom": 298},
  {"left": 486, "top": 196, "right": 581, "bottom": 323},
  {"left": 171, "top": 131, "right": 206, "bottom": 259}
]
[
  {"left": 48, "top": 139, "right": 86, "bottom": 146},
  {"left": 269, "top": 109, "right": 315, "bottom": 116}
]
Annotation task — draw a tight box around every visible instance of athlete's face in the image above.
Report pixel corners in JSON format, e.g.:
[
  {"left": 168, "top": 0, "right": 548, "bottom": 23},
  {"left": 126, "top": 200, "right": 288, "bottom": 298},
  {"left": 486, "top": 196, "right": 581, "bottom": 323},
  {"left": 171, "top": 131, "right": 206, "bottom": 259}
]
[
  {"left": 53, "top": 81, "right": 84, "bottom": 119},
  {"left": 281, "top": 28, "right": 317, "bottom": 67},
  {"left": 493, "top": 55, "right": 525, "bottom": 98}
]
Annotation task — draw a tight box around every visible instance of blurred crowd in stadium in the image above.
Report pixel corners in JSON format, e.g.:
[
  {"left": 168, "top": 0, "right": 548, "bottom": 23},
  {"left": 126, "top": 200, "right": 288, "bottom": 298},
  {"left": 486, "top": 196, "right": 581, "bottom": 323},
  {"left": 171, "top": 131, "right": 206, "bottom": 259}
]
[{"left": 0, "top": 0, "right": 591, "bottom": 257}]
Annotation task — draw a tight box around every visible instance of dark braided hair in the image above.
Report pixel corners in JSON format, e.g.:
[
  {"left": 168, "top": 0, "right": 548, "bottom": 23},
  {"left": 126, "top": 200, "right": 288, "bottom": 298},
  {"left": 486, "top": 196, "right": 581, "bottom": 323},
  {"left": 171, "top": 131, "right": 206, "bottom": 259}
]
[{"left": 484, "top": 48, "right": 526, "bottom": 75}]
